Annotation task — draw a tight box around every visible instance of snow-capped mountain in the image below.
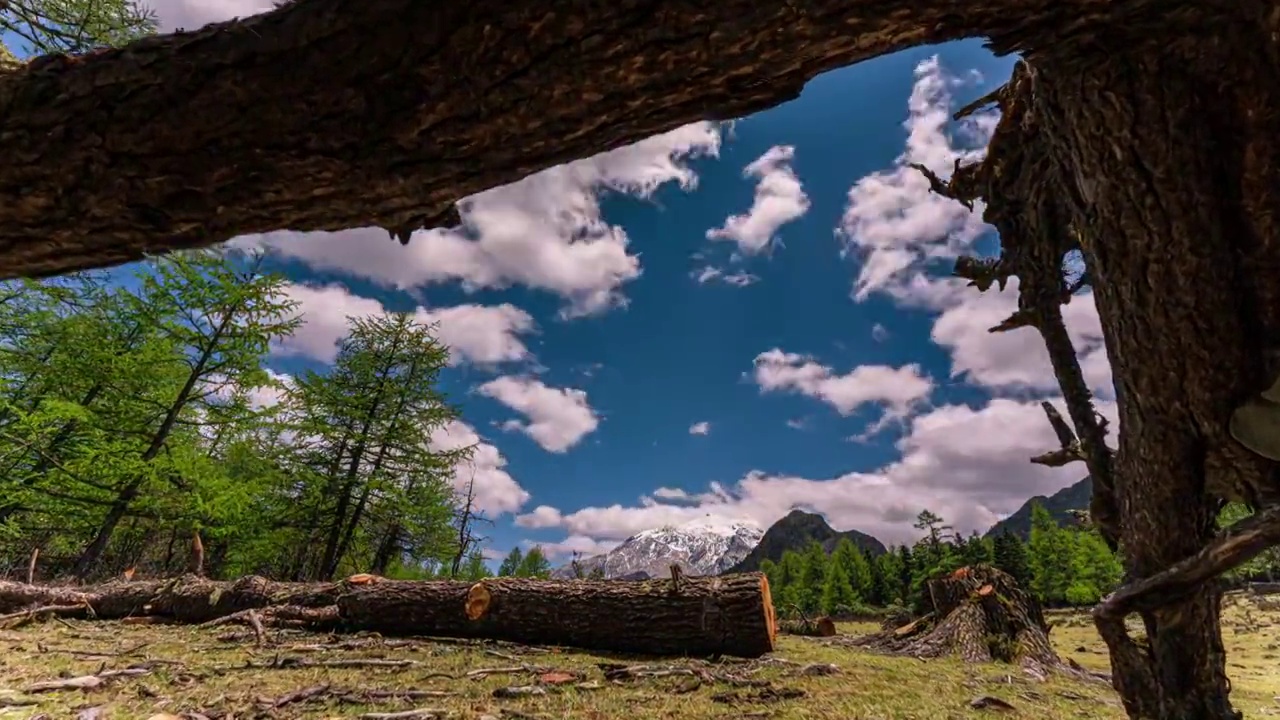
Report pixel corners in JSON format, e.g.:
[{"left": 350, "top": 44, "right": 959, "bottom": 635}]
[{"left": 551, "top": 516, "right": 764, "bottom": 579}]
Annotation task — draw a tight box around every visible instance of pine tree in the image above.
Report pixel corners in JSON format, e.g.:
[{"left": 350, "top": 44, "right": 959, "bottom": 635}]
[
  {"left": 517, "top": 545, "right": 552, "bottom": 578},
  {"left": 1028, "top": 503, "right": 1073, "bottom": 604},
  {"left": 832, "top": 537, "right": 872, "bottom": 601},
  {"left": 498, "top": 547, "right": 524, "bottom": 577},
  {"left": 820, "top": 556, "right": 859, "bottom": 615},
  {"left": 992, "top": 530, "right": 1031, "bottom": 586},
  {"left": 460, "top": 548, "right": 490, "bottom": 580},
  {"left": 798, "top": 541, "right": 829, "bottom": 613}
]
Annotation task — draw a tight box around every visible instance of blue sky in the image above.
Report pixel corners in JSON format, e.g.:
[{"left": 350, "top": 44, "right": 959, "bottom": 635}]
[{"left": 13, "top": 3, "right": 1120, "bottom": 563}]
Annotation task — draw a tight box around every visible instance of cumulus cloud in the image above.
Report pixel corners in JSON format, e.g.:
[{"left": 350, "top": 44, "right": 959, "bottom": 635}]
[
  {"left": 273, "top": 283, "right": 536, "bottom": 368},
  {"left": 237, "top": 123, "right": 723, "bottom": 319},
  {"left": 752, "top": 349, "right": 933, "bottom": 432},
  {"left": 930, "top": 280, "right": 1113, "bottom": 397},
  {"left": 519, "top": 396, "right": 1117, "bottom": 547},
  {"left": 707, "top": 146, "right": 810, "bottom": 255},
  {"left": 837, "top": 56, "right": 995, "bottom": 305},
  {"left": 692, "top": 266, "right": 761, "bottom": 287},
  {"left": 689, "top": 421, "right": 711, "bottom": 436},
  {"left": 533, "top": 535, "right": 622, "bottom": 561},
  {"left": 478, "top": 376, "right": 600, "bottom": 453},
  {"left": 429, "top": 420, "right": 531, "bottom": 516},
  {"left": 146, "top": 0, "right": 273, "bottom": 31},
  {"left": 838, "top": 56, "right": 1114, "bottom": 399}
]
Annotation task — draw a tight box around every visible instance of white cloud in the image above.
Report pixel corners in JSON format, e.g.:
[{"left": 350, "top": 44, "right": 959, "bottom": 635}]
[
  {"left": 417, "top": 304, "right": 537, "bottom": 368},
  {"left": 689, "top": 421, "right": 711, "bottom": 436},
  {"left": 752, "top": 349, "right": 934, "bottom": 431},
  {"left": 871, "top": 323, "right": 890, "bottom": 343},
  {"left": 429, "top": 420, "right": 530, "bottom": 516},
  {"left": 837, "top": 56, "right": 995, "bottom": 304},
  {"left": 514, "top": 505, "right": 563, "bottom": 529},
  {"left": 478, "top": 376, "right": 600, "bottom": 453},
  {"left": 707, "top": 146, "right": 809, "bottom": 255},
  {"left": 273, "top": 284, "right": 384, "bottom": 364},
  {"left": 146, "top": 0, "right": 273, "bottom": 31},
  {"left": 930, "top": 280, "right": 1113, "bottom": 397},
  {"left": 518, "top": 396, "right": 1116, "bottom": 547},
  {"left": 533, "top": 535, "right": 622, "bottom": 561},
  {"left": 237, "top": 123, "right": 723, "bottom": 318},
  {"left": 693, "top": 266, "right": 761, "bottom": 287},
  {"left": 785, "top": 418, "right": 808, "bottom": 431},
  {"left": 273, "top": 283, "right": 536, "bottom": 368},
  {"left": 836, "top": 56, "right": 1114, "bottom": 400}
]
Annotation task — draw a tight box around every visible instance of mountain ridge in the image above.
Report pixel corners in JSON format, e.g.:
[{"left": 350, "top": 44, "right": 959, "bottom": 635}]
[
  {"left": 550, "top": 517, "right": 763, "bottom": 579},
  {"left": 984, "top": 476, "right": 1092, "bottom": 540},
  {"left": 726, "top": 509, "right": 888, "bottom": 573}
]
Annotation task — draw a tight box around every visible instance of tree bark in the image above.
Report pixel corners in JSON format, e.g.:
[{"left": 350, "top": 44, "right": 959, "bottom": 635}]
[
  {"left": 0, "top": 572, "right": 777, "bottom": 658},
  {"left": 0, "top": 575, "right": 344, "bottom": 621},
  {"left": 1023, "top": 12, "right": 1280, "bottom": 718},
  {"left": 0, "top": 0, "right": 1130, "bottom": 279},
  {"left": 339, "top": 573, "right": 777, "bottom": 658}
]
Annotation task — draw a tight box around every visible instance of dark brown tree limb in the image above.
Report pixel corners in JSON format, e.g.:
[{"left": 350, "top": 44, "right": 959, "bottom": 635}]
[{"left": 0, "top": 0, "right": 1163, "bottom": 279}]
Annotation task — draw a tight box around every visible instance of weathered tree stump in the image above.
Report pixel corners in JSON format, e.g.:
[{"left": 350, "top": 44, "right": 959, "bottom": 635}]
[{"left": 851, "top": 565, "right": 1059, "bottom": 673}]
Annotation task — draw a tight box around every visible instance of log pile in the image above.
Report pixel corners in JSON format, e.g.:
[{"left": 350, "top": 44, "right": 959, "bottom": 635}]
[
  {"left": 849, "top": 565, "right": 1061, "bottom": 674},
  {"left": 0, "top": 570, "right": 778, "bottom": 659}
]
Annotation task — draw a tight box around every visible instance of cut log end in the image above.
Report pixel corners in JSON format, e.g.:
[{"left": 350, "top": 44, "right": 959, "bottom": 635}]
[
  {"left": 465, "top": 582, "right": 492, "bottom": 621},
  {"left": 760, "top": 573, "right": 777, "bottom": 647}
]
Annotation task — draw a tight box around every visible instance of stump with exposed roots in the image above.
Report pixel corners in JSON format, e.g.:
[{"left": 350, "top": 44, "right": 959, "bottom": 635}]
[{"left": 852, "top": 565, "right": 1061, "bottom": 674}]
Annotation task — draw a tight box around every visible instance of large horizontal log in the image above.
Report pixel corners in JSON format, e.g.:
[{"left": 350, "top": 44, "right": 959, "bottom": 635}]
[
  {"left": 0, "top": 571, "right": 777, "bottom": 658},
  {"left": 340, "top": 572, "right": 777, "bottom": 658},
  {"left": 0, "top": 0, "right": 1137, "bottom": 279}
]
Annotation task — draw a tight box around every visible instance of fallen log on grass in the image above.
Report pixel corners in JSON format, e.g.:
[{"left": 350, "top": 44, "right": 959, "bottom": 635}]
[
  {"left": 0, "top": 571, "right": 777, "bottom": 658},
  {"left": 341, "top": 571, "right": 777, "bottom": 658}
]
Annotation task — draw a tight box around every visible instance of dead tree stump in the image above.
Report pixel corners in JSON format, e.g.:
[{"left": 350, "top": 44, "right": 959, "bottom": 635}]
[{"left": 852, "top": 565, "right": 1060, "bottom": 673}]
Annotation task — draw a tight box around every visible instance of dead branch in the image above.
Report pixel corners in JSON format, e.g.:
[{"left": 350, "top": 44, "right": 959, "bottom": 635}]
[{"left": 24, "top": 664, "right": 153, "bottom": 693}]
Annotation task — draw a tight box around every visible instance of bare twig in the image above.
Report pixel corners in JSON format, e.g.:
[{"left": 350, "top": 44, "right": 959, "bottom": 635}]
[{"left": 26, "top": 547, "right": 38, "bottom": 584}]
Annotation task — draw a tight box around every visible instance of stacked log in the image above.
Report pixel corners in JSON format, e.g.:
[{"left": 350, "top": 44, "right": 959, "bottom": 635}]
[{"left": 0, "top": 570, "right": 777, "bottom": 659}]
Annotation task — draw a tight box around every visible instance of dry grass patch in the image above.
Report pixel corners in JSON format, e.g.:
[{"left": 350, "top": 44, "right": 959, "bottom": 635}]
[{"left": 4, "top": 595, "right": 1277, "bottom": 719}]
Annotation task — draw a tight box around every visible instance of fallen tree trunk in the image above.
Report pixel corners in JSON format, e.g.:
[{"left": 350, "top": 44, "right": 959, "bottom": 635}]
[
  {"left": 341, "top": 573, "right": 777, "bottom": 658},
  {"left": 0, "top": 571, "right": 777, "bottom": 658},
  {"left": 0, "top": 0, "right": 1128, "bottom": 279}
]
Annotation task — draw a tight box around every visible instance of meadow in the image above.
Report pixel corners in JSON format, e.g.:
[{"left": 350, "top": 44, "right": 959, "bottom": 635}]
[{"left": 2, "top": 593, "right": 1278, "bottom": 719}]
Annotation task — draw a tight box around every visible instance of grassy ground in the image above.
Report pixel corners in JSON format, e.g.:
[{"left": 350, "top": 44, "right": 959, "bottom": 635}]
[{"left": 1, "top": 593, "right": 1276, "bottom": 719}]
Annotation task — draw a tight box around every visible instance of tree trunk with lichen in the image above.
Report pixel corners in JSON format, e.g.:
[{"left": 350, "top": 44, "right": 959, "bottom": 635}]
[
  {"left": 0, "top": 572, "right": 777, "bottom": 658},
  {"left": 853, "top": 565, "right": 1060, "bottom": 672}
]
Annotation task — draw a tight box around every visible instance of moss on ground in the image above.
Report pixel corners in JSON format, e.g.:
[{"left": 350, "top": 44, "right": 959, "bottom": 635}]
[{"left": 0, "top": 592, "right": 1275, "bottom": 719}]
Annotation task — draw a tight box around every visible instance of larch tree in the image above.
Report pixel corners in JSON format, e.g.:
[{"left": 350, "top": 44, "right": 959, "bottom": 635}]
[{"left": 4, "top": 1, "right": 1280, "bottom": 716}]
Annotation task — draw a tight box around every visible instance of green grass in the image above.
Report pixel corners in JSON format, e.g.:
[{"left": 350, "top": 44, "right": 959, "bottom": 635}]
[{"left": 1, "top": 593, "right": 1276, "bottom": 719}]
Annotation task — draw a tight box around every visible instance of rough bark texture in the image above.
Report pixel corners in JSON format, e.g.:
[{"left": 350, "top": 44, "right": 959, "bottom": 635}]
[
  {"left": 341, "top": 573, "right": 777, "bottom": 658},
  {"left": 1027, "top": 10, "right": 1280, "bottom": 718},
  {"left": 0, "top": 575, "right": 344, "bottom": 621},
  {"left": 0, "top": 0, "right": 1163, "bottom": 279},
  {"left": 851, "top": 566, "right": 1060, "bottom": 674},
  {"left": 0, "top": 572, "right": 777, "bottom": 658}
]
